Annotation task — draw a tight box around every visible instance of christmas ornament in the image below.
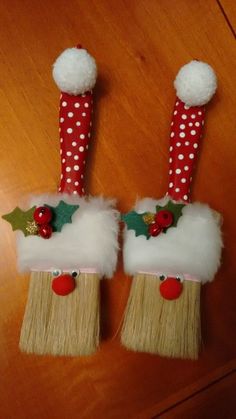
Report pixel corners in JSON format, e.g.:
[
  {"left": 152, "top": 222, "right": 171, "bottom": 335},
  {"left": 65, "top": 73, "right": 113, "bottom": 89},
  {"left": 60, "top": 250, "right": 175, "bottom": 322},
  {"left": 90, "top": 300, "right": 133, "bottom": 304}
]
[
  {"left": 148, "top": 223, "right": 162, "bottom": 237},
  {"left": 121, "top": 60, "right": 223, "bottom": 359},
  {"left": 3, "top": 45, "right": 119, "bottom": 356},
  {"left": 38, "top": 224, "right": 53, "bottom": 239},
  {"left": 155, "top": 210, "right": 173, "bottom": 228},
  {"left": 33, "top": 206, "right": 52, "bottom": 224}
]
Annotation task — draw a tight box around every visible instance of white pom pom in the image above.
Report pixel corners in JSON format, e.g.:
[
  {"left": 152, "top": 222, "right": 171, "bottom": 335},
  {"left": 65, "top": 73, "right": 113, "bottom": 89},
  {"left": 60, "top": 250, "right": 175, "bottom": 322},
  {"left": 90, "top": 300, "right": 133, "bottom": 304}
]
[
  {"left": 174, "top": 60, "right": 217, "bottom": 106},
  {"left": 53, "top": 48, "right": 97, "bottom": 95}
]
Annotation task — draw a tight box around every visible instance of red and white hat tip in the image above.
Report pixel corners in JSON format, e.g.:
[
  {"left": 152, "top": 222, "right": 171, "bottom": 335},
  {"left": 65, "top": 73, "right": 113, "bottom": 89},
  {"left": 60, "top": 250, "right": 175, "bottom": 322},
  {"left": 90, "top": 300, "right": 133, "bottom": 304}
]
[
  {"left": 53, "top": 45, "right": 97, "bottom": 196},
  {"left": 174, "top": 60, "right": 217, "bottom": 107},
  {"left": 167, "top": 61, "right": 217, "bottom": 203},
  {"left": 52, "top": 46, "right": 97, "bottom": 96}
]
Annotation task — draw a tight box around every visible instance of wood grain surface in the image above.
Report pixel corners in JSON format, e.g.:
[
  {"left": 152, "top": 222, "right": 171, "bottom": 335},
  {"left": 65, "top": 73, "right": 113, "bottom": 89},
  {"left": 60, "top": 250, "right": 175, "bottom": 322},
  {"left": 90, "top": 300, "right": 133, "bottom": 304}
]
[
  {"left": 0, "top": 0, "right": 235, "bottom": 418},
  {"left": 160, "top": 370, "right": 236, "bottom": 419}
]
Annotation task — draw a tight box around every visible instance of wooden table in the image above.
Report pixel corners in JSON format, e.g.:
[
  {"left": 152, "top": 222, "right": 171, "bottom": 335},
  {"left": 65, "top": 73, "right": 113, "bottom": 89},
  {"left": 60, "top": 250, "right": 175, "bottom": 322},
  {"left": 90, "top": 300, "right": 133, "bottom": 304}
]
[{"left": 0, "top": 0, "right": 235, "bottom": 417}]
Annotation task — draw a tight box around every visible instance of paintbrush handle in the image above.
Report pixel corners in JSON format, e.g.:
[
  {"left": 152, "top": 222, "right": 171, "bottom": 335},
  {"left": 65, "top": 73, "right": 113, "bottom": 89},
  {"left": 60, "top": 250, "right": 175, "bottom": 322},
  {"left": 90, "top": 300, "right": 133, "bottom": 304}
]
[
  {"left": 167, "top": 99, "right": 205, "bottom": 202},
  {"left": 58, "top": 91, "right": 93, "bottom": 196},
  {"left": 52, "top": 45, "right": 97, "bottom": 196},
  {"left": 166, "top": 60, "right": 217, "bottom": 202}
]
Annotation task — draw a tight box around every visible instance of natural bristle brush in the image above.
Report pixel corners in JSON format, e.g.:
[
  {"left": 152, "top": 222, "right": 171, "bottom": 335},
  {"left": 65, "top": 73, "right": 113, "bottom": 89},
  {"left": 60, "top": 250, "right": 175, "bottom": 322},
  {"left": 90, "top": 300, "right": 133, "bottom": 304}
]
[
  {"left": 3, "top": 45, "right": 119, "bottom": 356},
  {"left": 121, "top": 60, "right": 223, "bottom": 360}
]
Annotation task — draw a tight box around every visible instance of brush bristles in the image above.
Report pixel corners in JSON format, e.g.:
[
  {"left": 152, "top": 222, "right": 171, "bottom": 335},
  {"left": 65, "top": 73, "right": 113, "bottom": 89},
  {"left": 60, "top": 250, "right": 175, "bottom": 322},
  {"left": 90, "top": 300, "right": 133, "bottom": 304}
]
[
  {"left": 121, "top": 274, "right": 201, "bottom": 360},
  {"left": 19, "top": 271, "right": 100, "bottom": 356}
]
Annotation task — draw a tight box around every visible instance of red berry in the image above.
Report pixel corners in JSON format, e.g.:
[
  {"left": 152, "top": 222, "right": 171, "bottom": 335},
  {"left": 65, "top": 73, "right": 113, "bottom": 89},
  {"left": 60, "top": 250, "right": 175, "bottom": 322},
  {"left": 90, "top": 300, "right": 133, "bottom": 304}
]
[
  {"left": 39, "top": 224, "right": 53, "bottom": 239},
  {"left": 155, "top": 210, "right": 173, "bottom": 228},
  {"left": 34, "top": 206, "right": 52, "bottom": 224},
  {"left": 52, "top": 274, "right": 76, "bottom": 296},
  {"left": 159, "top": 277, "right": 183, "bottom": 300},
  {"left": 148, "top": 222, "right": 162, "bottom": 237}
]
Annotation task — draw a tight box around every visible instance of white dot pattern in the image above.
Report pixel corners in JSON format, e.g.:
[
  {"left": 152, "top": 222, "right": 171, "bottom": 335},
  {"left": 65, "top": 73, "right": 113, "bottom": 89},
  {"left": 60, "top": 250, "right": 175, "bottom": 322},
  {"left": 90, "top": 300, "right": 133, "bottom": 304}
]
[
  {"left": 58, "top": 92, "right": 93, "bottom": 195},
  {"left": 168, "top": 98, "right": 205, "bottom": 201}
]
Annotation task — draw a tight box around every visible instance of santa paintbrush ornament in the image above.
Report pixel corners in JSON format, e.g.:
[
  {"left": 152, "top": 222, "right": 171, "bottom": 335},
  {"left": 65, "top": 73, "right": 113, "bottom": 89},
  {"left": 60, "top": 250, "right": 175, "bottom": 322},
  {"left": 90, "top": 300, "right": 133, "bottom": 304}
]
[
  {"left": 3, "top": 46, "right": 119, "bottom": 356},
  {"left": 121, "top": 61, "right": 223, "bottom": 359}
]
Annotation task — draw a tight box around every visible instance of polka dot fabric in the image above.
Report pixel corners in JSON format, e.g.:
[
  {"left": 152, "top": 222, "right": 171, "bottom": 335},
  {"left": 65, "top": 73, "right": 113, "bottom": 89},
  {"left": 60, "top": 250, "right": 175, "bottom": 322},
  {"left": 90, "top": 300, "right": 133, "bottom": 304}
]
[
  {"left": 167, "top": 98, "right": 205, "bottom": 202},
  {"left": 58, "top": 91, "right": 93, "bottom": 196}
]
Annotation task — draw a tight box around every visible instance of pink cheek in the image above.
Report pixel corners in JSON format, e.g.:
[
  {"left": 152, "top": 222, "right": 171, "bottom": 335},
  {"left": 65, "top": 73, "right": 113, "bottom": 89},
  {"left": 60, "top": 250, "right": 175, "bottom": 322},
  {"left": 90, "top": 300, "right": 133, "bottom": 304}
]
[
  {"left": 159, "top": 277, "right": 183, "bottom": 300},
  {"left": 52, "top": 274, "right": 76, "bottom": 296}
]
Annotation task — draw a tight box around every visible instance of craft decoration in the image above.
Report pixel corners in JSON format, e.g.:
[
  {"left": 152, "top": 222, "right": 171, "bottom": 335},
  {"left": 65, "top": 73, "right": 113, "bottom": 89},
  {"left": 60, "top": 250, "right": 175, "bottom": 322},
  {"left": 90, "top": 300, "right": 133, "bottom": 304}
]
[
  {"left": 2, "top": 206, "right": 37, "bottom": 237},
  {"left": 3, "top": 201, "right": 79, "bottom": 237},
  {"left": 121, "top": 60, "right": 223, "bottom": 359},
  {"left": 122, "top": 201, "right": 185, "bottom": 239},
  {"left": 3, "top": 45, "right": 119, "bottom": 356}
]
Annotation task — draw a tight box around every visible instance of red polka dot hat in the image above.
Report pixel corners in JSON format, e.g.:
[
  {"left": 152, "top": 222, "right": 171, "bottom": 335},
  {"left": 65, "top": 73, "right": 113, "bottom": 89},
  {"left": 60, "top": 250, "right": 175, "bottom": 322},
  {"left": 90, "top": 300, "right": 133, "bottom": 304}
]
[
  {"left": 14, "top": 46, "right": 119, "bottom": 283},
  {"left": 53, "top": 45, "right": 97, "bottom": 196},
  {"left": 122, "top": 60, "right": 223, "bottom": 289}
]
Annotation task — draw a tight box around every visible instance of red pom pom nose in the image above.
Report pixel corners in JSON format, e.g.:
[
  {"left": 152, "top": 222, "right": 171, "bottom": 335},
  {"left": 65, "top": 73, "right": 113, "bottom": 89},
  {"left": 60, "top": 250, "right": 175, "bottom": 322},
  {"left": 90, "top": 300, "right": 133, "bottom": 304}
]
[
  {"left": 159, "top": 277, "right": 183, "bottom": 300},
  {"left": 52, "top": 274, "right": 76, "bottom": 296}
]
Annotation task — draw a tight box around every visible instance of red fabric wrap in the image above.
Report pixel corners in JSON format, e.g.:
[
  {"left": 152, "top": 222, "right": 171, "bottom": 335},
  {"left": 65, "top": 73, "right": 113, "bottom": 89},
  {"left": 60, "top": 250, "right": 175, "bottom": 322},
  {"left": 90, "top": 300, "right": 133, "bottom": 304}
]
[
  {"left": 167, "top": 98, "right": 205, "bottom": 202},
  {"left": 58, "top": 91, "right": 93, "bottom": 196}
]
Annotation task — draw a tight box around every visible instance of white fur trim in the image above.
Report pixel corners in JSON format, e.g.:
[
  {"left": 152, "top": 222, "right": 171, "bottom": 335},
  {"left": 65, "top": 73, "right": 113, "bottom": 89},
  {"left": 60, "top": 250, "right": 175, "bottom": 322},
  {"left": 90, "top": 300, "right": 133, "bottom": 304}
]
[
  {"left": 123, "top": 196, "right": 223, "bottom": 283},
  {"left": 17, "top": 195, "right": 119, "bottom": 278},
  {"left": 53, "top": 48, "right": 97, "bottom": 95},
  {"left": 174, "top": 61, "right": 217, "bottom": 106}
]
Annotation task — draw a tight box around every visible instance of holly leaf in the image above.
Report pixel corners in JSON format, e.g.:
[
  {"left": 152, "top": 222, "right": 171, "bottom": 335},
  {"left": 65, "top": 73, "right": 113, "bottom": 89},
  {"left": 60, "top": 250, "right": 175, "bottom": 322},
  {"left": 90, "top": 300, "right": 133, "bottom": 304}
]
[
  {"left": 46, "top": 201, "right": 79, "bottom": 232},
  {"left": 156, "top": 200, "right": 185, "bottom": 229},
  {"left": 2, "top": 206, "right": 36, "bottom": 236},
  {"left": 121, "top": 211, "right": 149, "bottom": 238}
]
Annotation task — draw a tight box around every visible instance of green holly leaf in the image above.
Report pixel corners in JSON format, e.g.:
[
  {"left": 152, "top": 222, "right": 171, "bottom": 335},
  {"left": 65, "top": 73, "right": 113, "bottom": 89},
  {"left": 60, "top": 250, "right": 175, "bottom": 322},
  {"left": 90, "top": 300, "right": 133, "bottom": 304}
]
[
  {"left": 2, "top": 206, "right": 36, "bottom": 236},
  {"left": 121, "top": 201, "right": 186, "bottom": 240},
  {"left": 156, "top": 200, "right": 185, "bottom": 229},
  {"left": 121, "top": 211, "right": 149, "bottom": 238},
  {"left": 46, "top": 200, "right": 79, "bottom": 232}
]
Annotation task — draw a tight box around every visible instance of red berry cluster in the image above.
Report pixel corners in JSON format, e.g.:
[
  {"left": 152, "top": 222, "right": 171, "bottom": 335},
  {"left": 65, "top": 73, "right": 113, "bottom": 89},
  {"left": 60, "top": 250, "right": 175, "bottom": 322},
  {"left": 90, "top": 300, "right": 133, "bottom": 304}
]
[
  {"left": 148, "top": 210, "right": 173, "bottom": 237},
  {"left": 33, "top": 206, "right": 53, "bottom": 239}
]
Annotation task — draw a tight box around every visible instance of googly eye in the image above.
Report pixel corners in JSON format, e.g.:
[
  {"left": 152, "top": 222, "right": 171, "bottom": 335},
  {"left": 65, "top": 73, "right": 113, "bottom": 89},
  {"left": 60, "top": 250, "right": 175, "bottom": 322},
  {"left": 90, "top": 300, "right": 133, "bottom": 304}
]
[
  {"left": 52, "top": 269, "right": 61, "bottom": 277},
  {"left": 71, "top": 271, "right": 78, "bottom": 278},
  {"left": 159, "top": 274, "right": 166, "bottom": 281},
  {"left": 176, "top": 275, "right": 184, "bottom": 283}
]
